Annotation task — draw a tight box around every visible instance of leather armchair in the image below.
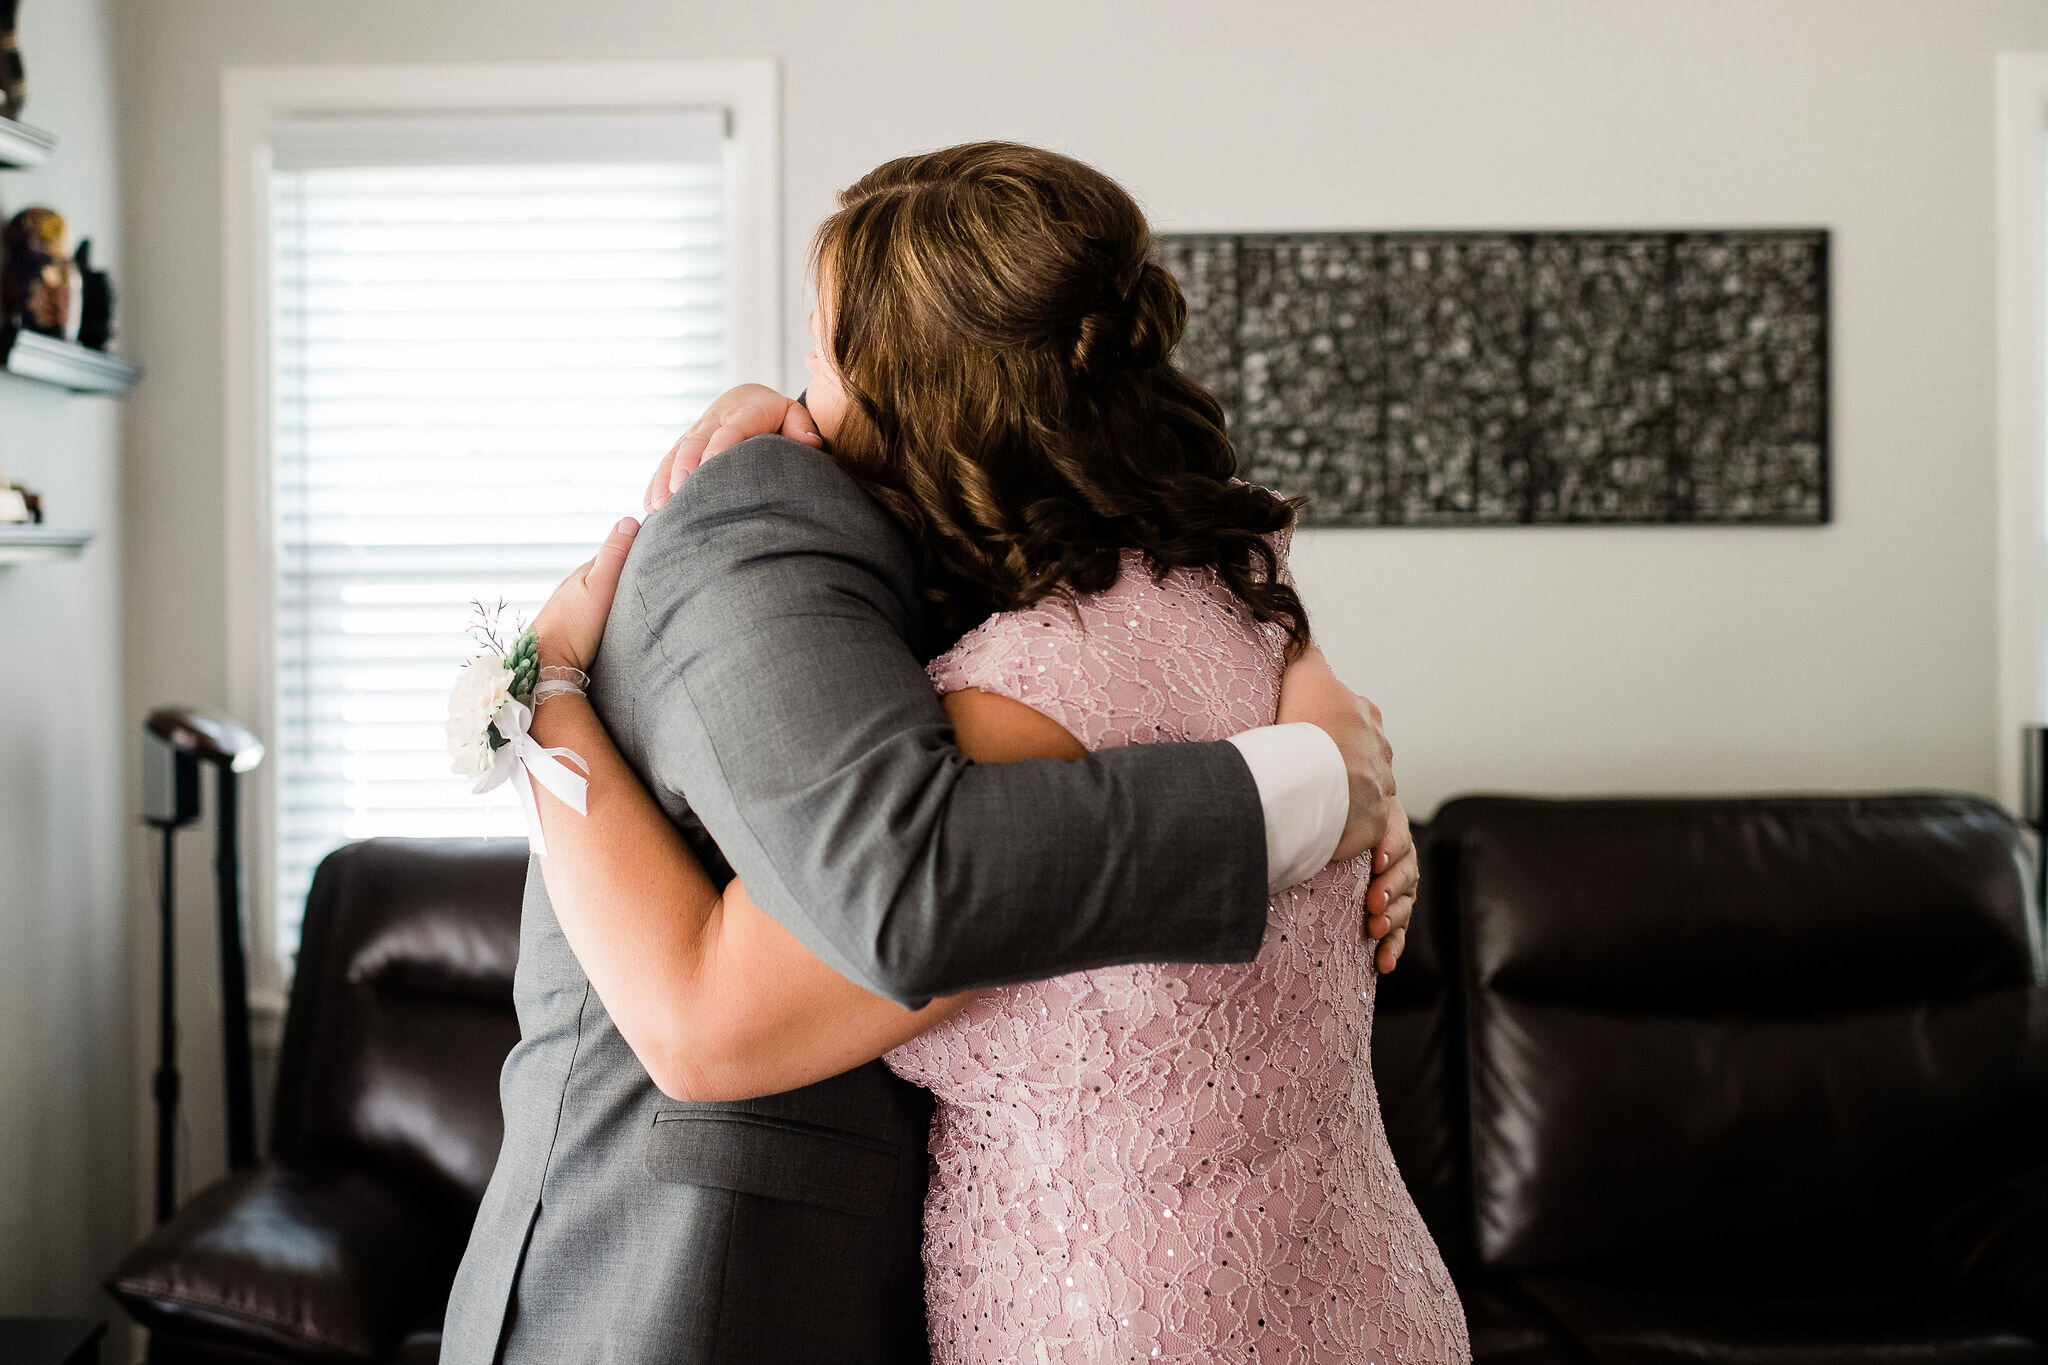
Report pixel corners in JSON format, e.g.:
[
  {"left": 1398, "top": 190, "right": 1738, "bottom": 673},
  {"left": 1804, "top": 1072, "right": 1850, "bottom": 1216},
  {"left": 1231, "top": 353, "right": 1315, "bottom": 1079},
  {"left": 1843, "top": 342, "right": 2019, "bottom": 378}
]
[{"left": 108, "top": 838, "right": 529, "bottom": 1364}]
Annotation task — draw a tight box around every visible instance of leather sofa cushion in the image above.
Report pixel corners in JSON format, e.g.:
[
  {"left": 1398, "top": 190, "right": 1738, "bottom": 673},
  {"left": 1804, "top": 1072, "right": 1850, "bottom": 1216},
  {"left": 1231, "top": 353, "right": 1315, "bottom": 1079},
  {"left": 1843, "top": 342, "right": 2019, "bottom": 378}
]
[
  {"left": 1450, "top": 796, "right": 2032, "bottom": 1015},
  {"left": 148, "top": 1330, "right": 442, "bottom": 1365},
  {"left": 1514, "top": 1273, "right": 2043, "bottom": 1365},
  {"left": 392, "top": 1332, "right": 441, "bottom": 1363},
  {"left": 107, "top": 1163, "right": 463, "bottom": 1362},
  {"left": 273, "top": 838, "right": 526, "bottom": 1205},
  {"left": 1437, "top": 795, "right": 2041, "bottom": 1273},
  {"left": 1944, "top": 1161, "right": 2048, "bottom": 1339},
  {"left": 1462, "top": 1282, "right": 1575, "bottom": 1364},
  {"left": 148, "top": 1333, "right": 352, "bottom": 1365}
]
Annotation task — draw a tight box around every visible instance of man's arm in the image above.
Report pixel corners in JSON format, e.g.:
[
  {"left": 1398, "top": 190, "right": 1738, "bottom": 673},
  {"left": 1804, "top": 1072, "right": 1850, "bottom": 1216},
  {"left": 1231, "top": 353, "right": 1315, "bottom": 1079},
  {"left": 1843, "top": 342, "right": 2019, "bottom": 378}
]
[
  {"left": 640, "top": 386, "right": 1415, "bottom": 969},
  {"left": 630, "top": 435, "right": 1290, "bottom": 1006}
]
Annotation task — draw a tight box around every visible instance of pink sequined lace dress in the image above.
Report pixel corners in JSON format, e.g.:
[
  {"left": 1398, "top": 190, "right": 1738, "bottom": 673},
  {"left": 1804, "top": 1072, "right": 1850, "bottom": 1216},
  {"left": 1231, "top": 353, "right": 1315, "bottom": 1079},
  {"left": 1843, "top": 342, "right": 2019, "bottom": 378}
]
[{"left": 885, "top": 542, "right": 1470, "bottom": 1365}]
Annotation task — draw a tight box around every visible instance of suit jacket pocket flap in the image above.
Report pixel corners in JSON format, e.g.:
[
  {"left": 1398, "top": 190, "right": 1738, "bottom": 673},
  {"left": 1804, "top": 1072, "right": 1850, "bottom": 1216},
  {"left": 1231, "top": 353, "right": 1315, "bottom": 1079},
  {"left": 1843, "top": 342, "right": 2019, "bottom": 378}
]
[{"left": 646, "top": 1109, "right": 899, "bottom": 1218}]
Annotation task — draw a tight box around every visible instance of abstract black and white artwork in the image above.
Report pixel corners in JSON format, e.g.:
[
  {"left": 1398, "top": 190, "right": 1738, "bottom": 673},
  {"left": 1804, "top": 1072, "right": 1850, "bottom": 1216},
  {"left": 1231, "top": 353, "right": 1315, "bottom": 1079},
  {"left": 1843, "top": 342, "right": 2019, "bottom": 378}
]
[{"left": 1155, "top": 230, "right": 1829, "bottom": 526}]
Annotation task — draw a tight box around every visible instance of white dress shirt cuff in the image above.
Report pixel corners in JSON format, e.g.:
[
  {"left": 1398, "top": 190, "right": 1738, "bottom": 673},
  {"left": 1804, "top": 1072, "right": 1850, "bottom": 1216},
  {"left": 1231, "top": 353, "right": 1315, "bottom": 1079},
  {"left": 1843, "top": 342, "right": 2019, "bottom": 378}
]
[{"left": 1227, "top": 722, "right": 1349, "bottom": 893}]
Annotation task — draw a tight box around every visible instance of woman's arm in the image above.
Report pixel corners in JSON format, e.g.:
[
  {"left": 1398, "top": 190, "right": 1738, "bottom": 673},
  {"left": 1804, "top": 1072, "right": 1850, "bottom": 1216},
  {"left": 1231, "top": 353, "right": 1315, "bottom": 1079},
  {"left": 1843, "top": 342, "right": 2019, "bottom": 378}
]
[
  {"left": 523, "top": 687, "right": 949, "bottom": 1100},
  {"left": 530, "top": 688, "right": 1082, "bottom": 1102},
  {"left": 523, "top": 525, "right": 1085, "bottom": 1102}
]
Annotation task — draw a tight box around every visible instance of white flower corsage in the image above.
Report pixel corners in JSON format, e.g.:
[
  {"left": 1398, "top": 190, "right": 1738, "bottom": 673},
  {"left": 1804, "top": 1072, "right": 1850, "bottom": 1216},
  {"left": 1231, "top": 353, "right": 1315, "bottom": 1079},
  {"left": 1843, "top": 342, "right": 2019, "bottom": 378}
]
[{"left": 446, "top": 601, "right": 588, "bottom": 854}]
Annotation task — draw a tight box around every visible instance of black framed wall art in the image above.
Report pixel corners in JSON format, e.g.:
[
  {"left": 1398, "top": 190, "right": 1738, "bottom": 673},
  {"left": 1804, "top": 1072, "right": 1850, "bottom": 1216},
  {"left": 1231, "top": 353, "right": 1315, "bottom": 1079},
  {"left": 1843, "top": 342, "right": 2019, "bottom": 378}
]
[{"left": 1156, "top": 229, "right": 1829, "bottom": 527}]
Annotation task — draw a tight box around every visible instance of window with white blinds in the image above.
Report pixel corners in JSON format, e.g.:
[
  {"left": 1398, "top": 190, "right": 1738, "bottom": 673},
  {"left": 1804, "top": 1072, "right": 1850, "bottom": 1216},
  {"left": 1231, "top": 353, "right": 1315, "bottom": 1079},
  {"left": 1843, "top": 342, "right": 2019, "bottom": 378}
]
[{"left": 268, "top": 111, "right": 730, "bottom": 955}]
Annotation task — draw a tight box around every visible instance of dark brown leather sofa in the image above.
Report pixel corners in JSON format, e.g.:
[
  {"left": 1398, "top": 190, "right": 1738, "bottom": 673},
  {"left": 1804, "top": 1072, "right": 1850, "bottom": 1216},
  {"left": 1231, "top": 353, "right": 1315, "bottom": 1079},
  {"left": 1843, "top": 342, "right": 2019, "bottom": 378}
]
[
  {"left": 109, "top": 796, "right": 2048, "bottom": 1362},
  {"left": 1379, "top": 795, "right": 2048, "bottom": 1363}
]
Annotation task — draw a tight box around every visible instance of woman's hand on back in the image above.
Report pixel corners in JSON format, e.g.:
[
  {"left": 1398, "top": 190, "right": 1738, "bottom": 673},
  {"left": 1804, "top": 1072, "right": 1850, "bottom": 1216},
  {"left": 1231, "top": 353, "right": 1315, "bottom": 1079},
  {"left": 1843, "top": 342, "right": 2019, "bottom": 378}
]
[
  {"left": 643, "top": 384, "right": 823, "bottom": 513},
  {"left": 532, "top": 517, "right": 640, "bottom": 673}
]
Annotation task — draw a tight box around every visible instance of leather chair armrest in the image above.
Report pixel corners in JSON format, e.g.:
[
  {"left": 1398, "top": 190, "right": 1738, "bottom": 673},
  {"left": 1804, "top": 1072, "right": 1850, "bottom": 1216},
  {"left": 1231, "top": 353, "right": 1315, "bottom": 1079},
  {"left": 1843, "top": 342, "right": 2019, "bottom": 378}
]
[
  {"left": 106, "top": 1162, "right": 465, "bottom": 1362},
  {"left": 1943, "top": 1160, "right": 2048, "bottom": 1335}
]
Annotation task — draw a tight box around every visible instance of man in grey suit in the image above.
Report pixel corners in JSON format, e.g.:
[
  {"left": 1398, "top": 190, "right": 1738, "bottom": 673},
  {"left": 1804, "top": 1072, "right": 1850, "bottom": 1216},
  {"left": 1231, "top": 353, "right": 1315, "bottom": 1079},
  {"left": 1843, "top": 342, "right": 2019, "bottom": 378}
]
[{"left": 442, "top": 394, "right": 1408, "bottom": 1364}]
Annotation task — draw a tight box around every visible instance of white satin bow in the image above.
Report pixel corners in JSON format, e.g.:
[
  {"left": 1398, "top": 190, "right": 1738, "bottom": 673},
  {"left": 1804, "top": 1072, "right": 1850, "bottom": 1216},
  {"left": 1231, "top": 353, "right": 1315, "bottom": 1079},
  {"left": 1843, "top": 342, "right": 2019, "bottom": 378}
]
[{"left": 469, "top": 697, "right": 589, "bottom": 856}]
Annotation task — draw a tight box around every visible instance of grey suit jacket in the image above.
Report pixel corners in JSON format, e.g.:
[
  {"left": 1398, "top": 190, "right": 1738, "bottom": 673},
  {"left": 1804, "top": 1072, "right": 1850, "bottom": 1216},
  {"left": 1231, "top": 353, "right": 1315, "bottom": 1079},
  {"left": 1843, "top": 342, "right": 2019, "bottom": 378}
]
[{"left": 441, "top": 438, "right": 1270, "bottom": 1364}]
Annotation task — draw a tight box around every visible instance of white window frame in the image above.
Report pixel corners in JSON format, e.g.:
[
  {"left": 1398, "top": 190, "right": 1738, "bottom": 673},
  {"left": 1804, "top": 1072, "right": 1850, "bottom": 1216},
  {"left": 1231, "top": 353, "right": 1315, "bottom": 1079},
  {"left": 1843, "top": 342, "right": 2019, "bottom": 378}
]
[
  {"left": 1997, "top": 54, "right": 2048, "bottom": 811},
  {"left": 221, "top": 61, "right": 781, "bottom": 1012}
]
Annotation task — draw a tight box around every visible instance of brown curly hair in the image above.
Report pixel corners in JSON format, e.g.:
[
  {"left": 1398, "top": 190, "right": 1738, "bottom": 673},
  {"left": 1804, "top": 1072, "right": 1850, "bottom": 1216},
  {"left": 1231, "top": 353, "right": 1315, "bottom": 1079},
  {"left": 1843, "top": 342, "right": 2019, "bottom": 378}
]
[{"left": 810, "top": 141, "right": 1310, "bottom": 653}]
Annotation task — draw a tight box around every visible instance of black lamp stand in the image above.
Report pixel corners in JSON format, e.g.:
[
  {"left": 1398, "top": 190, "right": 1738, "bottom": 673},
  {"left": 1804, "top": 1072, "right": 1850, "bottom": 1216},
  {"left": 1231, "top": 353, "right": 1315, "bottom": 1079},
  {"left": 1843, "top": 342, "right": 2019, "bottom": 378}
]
[{"left": 142, "top": 708, "right": 265, "bottom": 1224}]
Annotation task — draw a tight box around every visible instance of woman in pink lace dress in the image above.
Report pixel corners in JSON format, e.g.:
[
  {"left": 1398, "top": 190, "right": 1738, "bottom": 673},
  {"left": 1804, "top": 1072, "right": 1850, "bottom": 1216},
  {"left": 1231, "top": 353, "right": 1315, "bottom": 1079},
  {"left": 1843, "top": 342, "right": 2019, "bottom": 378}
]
[
  {"left": 520, "top": 142, "right": 1466, "bottom": 1362},
  {"left": 888, "top": 543, "right": 1466, "bottom": 1364}
]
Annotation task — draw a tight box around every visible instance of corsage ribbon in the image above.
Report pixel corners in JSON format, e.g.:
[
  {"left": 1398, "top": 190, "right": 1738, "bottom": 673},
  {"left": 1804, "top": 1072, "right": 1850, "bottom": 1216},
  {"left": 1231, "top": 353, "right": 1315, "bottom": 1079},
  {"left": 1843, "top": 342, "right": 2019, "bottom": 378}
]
[{"left": 470, "top": 696, "right": 589, "bottom": 856}]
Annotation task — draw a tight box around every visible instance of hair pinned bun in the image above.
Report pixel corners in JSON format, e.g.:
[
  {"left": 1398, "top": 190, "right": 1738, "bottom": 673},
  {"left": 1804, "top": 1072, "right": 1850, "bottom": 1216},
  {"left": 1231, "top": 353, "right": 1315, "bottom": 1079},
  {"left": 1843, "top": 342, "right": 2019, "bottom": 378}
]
[{"left": 1073, "top": 259, "right": 1183, "bottom": 379}]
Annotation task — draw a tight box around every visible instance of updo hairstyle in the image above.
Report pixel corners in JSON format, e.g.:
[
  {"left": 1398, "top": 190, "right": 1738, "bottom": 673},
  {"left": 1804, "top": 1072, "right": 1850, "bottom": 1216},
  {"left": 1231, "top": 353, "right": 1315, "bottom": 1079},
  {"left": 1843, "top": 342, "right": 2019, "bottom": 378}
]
[{"left": 812, "top": 141, "right": 1310, "bottom": 652}]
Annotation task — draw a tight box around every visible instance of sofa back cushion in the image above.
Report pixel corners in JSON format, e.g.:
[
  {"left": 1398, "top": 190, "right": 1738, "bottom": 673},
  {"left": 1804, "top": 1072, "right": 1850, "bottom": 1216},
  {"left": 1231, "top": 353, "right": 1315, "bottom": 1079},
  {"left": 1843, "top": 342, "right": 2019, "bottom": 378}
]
[
  {"left": 1436, "top": 795, "right": 2043, "bottom": 1276},
  {"left": 273, "top": 838, "right": 527, "bottom": 1206}
]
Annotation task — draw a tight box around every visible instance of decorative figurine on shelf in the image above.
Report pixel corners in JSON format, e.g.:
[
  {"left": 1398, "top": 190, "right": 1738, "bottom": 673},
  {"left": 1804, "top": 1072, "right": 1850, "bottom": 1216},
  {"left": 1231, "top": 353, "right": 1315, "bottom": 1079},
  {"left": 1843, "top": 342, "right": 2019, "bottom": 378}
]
[
  {"left": 1, "top": 0, "right": 23, "bottom": 122},
  {"left": 75, "top": 238, "right": 113, "bottom": 350},
  {"left": 0, "top": 461, "right": 31, "bottom": 524},
  {"left": 3, "top": 206, "right": 81, "bottom": 339}
]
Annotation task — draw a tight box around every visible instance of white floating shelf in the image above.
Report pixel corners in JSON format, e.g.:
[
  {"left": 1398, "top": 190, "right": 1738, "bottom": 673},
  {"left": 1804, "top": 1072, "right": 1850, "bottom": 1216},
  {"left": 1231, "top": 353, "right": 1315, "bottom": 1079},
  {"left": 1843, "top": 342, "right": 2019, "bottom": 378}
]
[
  {"left": 0, "top": 526, "right": 92, "bottom": 565},
  {"left": 2, "top": 330, "right": 140, "bottom": 394},
  {"left": 0, "top": 115, "right": 56, "bottom": 169}
]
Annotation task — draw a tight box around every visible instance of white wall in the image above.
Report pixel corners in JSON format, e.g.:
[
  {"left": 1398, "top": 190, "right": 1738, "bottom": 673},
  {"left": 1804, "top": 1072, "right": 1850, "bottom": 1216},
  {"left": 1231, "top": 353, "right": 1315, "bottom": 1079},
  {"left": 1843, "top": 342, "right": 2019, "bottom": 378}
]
[
  {"left": 111, "top": 0, "right": 2048, "bottom": 1193},
  {"left": 0, "top": 0, "right": 132, "bottom": 1320}
]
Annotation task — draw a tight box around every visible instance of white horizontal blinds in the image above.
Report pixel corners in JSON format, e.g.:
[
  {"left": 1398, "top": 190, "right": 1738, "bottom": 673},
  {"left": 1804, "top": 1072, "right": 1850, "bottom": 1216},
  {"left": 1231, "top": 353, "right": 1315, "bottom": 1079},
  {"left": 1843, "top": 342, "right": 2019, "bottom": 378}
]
[{"left": 270, "top": 110, "right": 729, "bottom": 955}]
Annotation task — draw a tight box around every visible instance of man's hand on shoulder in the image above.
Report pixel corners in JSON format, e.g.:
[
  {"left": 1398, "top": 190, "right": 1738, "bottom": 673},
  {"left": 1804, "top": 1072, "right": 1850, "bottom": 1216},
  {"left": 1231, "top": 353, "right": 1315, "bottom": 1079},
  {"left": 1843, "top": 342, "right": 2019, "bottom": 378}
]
[
  {"left": 644, "top": 384, "right": 823, "bottom": 514},
  {"left": 1365, "top": 799, "right": 1418, "bottom": 975}
]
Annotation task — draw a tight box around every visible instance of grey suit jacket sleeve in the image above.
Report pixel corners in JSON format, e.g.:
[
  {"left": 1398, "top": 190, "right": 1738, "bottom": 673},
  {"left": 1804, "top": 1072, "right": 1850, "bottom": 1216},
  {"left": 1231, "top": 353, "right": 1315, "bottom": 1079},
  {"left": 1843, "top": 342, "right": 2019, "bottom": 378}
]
[{"left": 620, "top": 435, "right": 1271, "bottom": 1006}]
